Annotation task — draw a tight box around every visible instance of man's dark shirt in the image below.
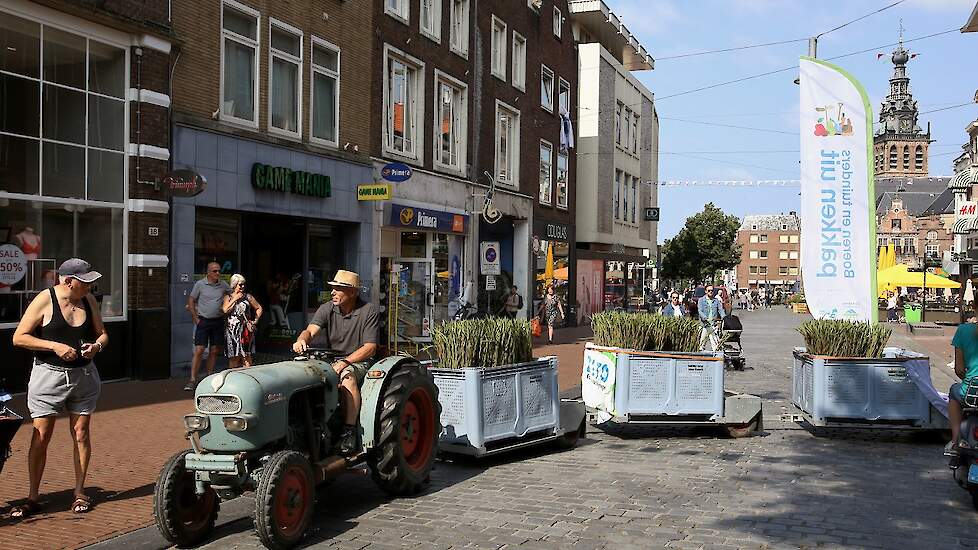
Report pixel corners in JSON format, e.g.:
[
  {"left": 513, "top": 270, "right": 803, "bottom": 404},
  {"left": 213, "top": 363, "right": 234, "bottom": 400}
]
[{"left": 309, "top": 299, "right": 380, "bottom": 357}]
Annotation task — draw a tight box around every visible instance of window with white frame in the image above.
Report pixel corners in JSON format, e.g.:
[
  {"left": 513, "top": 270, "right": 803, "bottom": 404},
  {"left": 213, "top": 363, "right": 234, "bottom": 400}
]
[
  {"left": 779, "top": 234, "right": 789, "bottom": 243},
  {"left": 622, "top": 171, "right": 629, "bottom": 222},
  {"left": 630, "top": 176, "right": 637, "bottom": 223},
  {"left": 789, "top": 266, "right": 799, "bottom": 276},
  {"left": 926, "top": 242, "right": 939, "bottom": 256},
  {"left": 759, "top": 266, "right": 768, "bottom": 276},
  {"left": 558, "top": 78, "right": 570, "bottom": 114},
  {"left": 780, "top": 266, "right": 789, "bottom": 276},
  {"left": 539, "top": 140, "right": 553, "bottom": 205},
  {"left": 491, "top": 16, "right": 507, "bottom": 80},
  {"left": 385, "top": 48, "right": 424, "bottom": 159},
  {"left": 495, "top": 101, "right": 520, "bottom": 185},
  {"left": 540, "top": 64, "right": 554, "bottom": 112},
  {"left": 749, "top": 250, "right": 759, "bottom": 259},
  {"left": 512, "top": 32, "right": 526, "bottom": 91},
  {"left": 779, "top": 250, "right": 788, "bottom": 260},
  {"left": 789, "top": 235, "right": 799, "bottom": 243},
  {"left": 615, "top": 102, "right": 622, "bottom": 145},
  {"left": 221, "top": 1, "right": 259, "bottom": 126},
  {"left": 434, "top": 73, "right": 466, "bottom": 172},
  {"left": 386, "top": 0, "right": 409, "bottom": 23},
  {"left": 310, "top": 38, "right": 339, "bottom": 146},
  {"left": 614, "top": 169, "right": 622, "bottom": 220},
  {"left": 631, "top": 112, "right": 639, "bottom": 153},
  {"left": 450, "top": 0, "right": 469, "bottom": 57},
  {"left": 621, "top": 107, "right": 631, "bottom": 150},
  {"left": 269, "top": 20, "right": 302, "bottom": 136},
  {"left": 789, "top": 250, "right": 798, "bottom": 260},
  {"left": 420, "top": 0, "right": 442, "bottom": 42},
  {"left": 750, "top": 234, "right": 759, "bottom": 243},
  {"left": 0, "top": 11, "right": 128, "bottom": 325},
  {"left": 759, "top": 250, "right": 768, "bottom": 259},
  {"left": 553, "top": 7, "right": 562, "bottom": 38},
  {"left": 749, "top": 266, "right": 759, "bottom": 275},
  {"left": 556, "top": 150, "right": 568, "bottom": 208}
]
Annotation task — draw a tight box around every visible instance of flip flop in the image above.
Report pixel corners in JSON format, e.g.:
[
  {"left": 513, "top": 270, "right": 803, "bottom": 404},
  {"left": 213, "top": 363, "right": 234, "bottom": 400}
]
[
  {"left": 71, "top": 495, "right": 92, "bottom": 514},
  {"left": 9, "top": 500, "right": 42, "bottom": 519}
]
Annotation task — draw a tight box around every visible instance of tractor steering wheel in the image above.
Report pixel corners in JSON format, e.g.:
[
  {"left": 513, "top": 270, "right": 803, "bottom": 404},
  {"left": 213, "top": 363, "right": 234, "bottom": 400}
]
[{"left": 295, "top": 347, "right": 338, "bottom": 362}]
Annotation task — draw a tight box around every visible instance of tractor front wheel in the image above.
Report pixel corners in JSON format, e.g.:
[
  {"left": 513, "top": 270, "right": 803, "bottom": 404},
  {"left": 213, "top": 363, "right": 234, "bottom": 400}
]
[
  {"left": 368, "top": 365, "right": 441, "bottom": 496},
  {"left": 153, "top": 449, "right": 219, "bottom": 548},
  {"left": 254, "top": 450, "right": 315, "bottom": 549}
]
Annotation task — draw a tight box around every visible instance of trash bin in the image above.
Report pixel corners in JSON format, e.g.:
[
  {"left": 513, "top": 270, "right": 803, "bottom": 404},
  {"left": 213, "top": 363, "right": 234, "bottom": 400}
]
[{"left": 904, "top": 303, "right": 921, "bottom": 323}]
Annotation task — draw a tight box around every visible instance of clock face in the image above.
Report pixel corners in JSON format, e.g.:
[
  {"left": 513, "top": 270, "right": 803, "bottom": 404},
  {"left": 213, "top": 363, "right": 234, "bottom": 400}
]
[{"left": 900, "top": 120, "right": 911, "bottom": 132}]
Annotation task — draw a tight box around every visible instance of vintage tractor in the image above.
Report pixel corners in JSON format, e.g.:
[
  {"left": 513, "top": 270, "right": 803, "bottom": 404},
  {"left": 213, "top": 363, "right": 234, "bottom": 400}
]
[{"left": 153, "top": 350, "right": 440, "bottom": 549}]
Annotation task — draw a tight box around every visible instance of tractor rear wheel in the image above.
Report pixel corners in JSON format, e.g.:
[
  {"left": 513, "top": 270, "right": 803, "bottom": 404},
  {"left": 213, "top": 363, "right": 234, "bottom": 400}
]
[
  {"left": 153, "top": 449, "right": 219, "bottom": 548},
  {"left": 254, "top": 450, "right": 315, "bottom": 549},
  {"left": 368, "top": 364, "right": 441, "bottom": 496}
]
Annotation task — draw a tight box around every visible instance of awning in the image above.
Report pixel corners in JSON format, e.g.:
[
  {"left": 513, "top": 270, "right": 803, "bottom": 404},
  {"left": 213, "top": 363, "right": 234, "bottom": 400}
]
[
  {"left": 953, "top": 216, "right": 978, "bottom": 234},
  {"left": 950, "top": 167, "right": 977, "bottom": 191}
]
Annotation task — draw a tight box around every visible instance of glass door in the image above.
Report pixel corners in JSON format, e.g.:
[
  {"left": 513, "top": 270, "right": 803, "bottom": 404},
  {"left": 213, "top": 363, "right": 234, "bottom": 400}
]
[{"left": 395, "top": 259, "right": 434, "bottom": 339}]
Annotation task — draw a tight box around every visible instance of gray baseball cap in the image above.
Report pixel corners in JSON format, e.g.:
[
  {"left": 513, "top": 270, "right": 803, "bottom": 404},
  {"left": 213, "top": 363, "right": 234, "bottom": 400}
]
[{"left": 57, "top": 258, "right": 102, "bottom": 283}]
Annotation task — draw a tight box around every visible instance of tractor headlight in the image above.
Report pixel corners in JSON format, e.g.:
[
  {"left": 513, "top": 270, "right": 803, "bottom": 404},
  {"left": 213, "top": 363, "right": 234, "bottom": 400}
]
[
  {"left": 183, "top": 414, "right": 209, "bottom": 431},
  {"left": 223, "top": 416, "right": 249, "bottom": 431}
]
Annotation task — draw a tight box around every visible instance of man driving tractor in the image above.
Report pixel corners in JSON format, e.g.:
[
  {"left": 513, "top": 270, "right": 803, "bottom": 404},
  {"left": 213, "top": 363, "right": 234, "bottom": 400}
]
[{"left": 292, "top": 269, "right": 379, "bottom": 456}]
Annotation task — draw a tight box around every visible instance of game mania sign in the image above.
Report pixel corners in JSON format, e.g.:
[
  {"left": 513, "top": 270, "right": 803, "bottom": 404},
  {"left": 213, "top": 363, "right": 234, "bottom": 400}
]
[{"left": 799, "top": 57, "right": 876, "bottom": 322}]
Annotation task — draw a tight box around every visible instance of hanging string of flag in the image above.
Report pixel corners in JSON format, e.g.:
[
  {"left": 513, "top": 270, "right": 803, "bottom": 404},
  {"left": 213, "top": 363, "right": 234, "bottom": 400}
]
[{"left": 651, "top": 179, "right": 801, "bottom": 187}]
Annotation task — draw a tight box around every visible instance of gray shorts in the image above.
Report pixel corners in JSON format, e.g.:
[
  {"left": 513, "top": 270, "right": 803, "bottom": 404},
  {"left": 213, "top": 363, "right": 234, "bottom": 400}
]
[
  {"left": 27, "top": 359, "right": 102, "bottom": 418},
  {"left": 339, "top": 361, "right": 369, "bottom": 385}
]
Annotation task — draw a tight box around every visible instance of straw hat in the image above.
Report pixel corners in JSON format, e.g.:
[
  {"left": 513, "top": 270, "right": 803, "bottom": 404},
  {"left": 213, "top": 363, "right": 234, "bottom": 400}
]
[{"left": 328, "top": 269, "right": 360, "bottom": 289}]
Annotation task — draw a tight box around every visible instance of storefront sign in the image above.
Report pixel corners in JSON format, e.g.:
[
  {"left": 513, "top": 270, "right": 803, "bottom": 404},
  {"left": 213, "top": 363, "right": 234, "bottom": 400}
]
[
  {"left": 163, "top": 169, "right": 208, "bottom": 197},
  {"left": 390, "top": 204, "right": 467, "bottom": 234},
  {"left": 960, "top": 202, "right": 977, "bottom": 217},
  {"left": 0, "top": 244, "right": 27, "bottom": 287},
  {"left": 252, "top": 163, "right": 331, "bottom": 198},
  {"left": 544, "top": 222, "right": 569, "bottom": 241},
  {"left": 381, "top": 162, "right": 413, "bottom": 182},
  {"left": 481, "top": 241, "right": 501, "bottom": 275},
  {"left": 357, "top": 183, "right": 392, "bottom": 201},
  {"left": 644, "top": 207, "right": 660, "bottom": 221}
]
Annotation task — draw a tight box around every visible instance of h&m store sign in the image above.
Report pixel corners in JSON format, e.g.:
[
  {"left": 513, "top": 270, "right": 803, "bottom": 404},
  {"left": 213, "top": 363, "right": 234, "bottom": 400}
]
[{"left": 390, "top": 204, "right": 468, "bottom": 234}]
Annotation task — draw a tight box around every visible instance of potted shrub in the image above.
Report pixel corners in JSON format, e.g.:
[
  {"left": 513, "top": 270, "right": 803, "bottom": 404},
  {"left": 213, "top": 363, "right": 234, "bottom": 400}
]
[{"left": 788, "top": 293, "right": 809, "bottom": 314}]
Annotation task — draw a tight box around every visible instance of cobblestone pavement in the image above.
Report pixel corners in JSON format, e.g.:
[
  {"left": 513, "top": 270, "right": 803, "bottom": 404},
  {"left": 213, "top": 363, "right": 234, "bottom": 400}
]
[{"left": 87, "top": 309, "right": 978, "bottom": 550}]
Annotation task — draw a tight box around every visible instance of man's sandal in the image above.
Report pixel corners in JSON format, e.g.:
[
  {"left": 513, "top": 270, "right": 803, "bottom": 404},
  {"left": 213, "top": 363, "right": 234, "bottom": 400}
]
[
  {"left": 71, "top": 495, "right": 92, "bottom": 514},
  {"left": 9, "top": 500, "right": 42, "bottom": 519}
]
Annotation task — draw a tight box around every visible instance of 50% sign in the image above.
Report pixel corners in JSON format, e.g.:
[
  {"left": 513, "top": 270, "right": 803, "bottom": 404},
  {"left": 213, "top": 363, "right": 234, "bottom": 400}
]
[{"left": 0, "top": 244, "right": 27, "bottom": 287}]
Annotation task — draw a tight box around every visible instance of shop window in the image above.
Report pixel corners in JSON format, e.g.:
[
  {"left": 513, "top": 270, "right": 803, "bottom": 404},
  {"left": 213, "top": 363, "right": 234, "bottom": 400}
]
[
  {"left": 269, "top": 20, "right": 302, "bottom": 137},
  {"left": 556, "top": 150, "right": 568, "bottom": 209},
  {"left": 385, "top": 0, "right": 409, "bottom": 23},
  {"left": 539, "top": 140, "right": 553, "bottom": 205},
  {"left": 553, "top": 7, "right": 562, "bottom": 38},
  {"left": 511, "top": 32, "right": 526, "bottom": 91},
  {"left": 534, "top": 239, "right": 568, "bottom": 307},
  {"left": 789, "top": 235, "right": 799, "bottom": 244},
  {"left": 194, "top": 209, "right": 239, "bottom": 277},
  {"left": 614, "top": 169, "right": 622, "bottom": 220},
  {"left": 400, "top": 232, "right": 426, "bottom": 258},
  {"left": 310, "top": 38, "right": 339, "bottom": 146},
  {"left": 420, "top": 0, "right": 442, "bottom": 43},
  {"left": 434, "top": 73, "right": 467, "bottom": 173},
  {"left": 494, "top": 101, "right": 519, "bottom": 185},
  {"left": 384, "top": 47, "right": 424, "bottom": 160},
  {"left": 558, "top": 78, "right": 570, "bottom": 115},
  {"left": 0, "top": 13, "right": 125, "bottom": 202},
  {"left": 221, "top": 1, "right": 259, "bottom": 126},
  {"left": 490, "top": 16, "right": 506, "bottom": 80},
  {"left": 541, "top": 64, "right": 554, "bottom": 112},
  {"left": 449, "top": 0, "right": 469, "bottom": 57},
  {"left": 0, "top": 199, "right": 125, "bottom": 326}
]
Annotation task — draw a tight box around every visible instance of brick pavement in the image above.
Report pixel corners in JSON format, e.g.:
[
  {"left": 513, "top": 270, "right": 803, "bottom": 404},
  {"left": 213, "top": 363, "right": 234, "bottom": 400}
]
[{"left": 84, "top": 309, "right": 977, "bottom": 550}]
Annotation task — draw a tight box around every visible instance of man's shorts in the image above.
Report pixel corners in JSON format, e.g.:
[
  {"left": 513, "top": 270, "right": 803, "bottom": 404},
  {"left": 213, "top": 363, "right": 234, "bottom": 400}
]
[
  {"left": 194, "top": 317, "right": 225, "bottom": 348},
  {"left": 27, "top": 359, "right": 102, "bottom": 418},
  {"left": 339, "top": 361, "right": 370, "bottom": 385}
]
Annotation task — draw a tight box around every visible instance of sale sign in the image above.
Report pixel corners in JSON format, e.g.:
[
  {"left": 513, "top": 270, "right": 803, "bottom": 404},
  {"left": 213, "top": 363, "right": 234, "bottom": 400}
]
[{"left": 0, "top": 244, "right": 27, "bottom": 287}]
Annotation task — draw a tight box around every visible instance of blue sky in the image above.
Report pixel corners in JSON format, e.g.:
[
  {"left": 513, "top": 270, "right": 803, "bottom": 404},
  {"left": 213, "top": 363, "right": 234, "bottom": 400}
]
[{"left": 605, "top": 0, "right": 978, "bottom": 241}]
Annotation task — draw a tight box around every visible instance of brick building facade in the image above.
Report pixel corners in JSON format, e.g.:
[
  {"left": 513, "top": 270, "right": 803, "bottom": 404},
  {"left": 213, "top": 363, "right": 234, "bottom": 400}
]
[
  {"left": 0, "top": 0, "right": 174, "bottom": 391},
  {"left": 735, "top": 214, "right": 801, "bottom": 292}
]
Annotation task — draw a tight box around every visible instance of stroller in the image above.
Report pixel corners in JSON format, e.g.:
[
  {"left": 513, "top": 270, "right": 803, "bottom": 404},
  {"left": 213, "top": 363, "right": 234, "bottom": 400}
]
[
  {"left": 719, "top": 314, "right": 746, "bottom": 370},
  {"left": 0, "top": 386, "right": 23, "bottom": 476}
]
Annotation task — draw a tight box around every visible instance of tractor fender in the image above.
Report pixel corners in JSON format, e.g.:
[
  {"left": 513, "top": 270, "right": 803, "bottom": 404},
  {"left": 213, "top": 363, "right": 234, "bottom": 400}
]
[{"left": 358, "top": 356, "right": 421, "bottom": 450}]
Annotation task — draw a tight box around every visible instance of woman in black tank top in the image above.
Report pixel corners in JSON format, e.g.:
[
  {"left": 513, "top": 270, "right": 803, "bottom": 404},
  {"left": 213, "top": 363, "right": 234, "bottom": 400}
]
[{"left": 36, "top": 287, "right": 96, "bottom": 367}]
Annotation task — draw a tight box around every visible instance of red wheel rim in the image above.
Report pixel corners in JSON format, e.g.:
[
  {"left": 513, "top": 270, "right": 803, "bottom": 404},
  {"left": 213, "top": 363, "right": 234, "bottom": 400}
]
[
  {"left": 176, "top": 472, "right": 215, "bottom": 530},
  {"left": 274, "top": 466, "right": 310, "bottom": 537},
  {"left": 399, "top": 387, "right": 435, "bottom": 472}
]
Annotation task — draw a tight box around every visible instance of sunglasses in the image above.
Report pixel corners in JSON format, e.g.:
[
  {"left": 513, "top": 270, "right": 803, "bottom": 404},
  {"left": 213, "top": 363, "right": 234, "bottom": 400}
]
[{"left": 209, "top": 269, "right": 219, "bottom": 273}]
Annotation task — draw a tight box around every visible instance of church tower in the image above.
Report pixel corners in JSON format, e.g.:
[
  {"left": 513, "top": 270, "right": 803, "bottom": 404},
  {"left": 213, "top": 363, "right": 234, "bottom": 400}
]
[{"left": 873, "top": 28, "right": 931, "bottom": 178}]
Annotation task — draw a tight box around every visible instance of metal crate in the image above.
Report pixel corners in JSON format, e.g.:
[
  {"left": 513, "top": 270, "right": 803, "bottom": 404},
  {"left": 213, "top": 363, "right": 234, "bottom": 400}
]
[
  {"left": 431, "top": 357, "right": 560, "bottom": 452},
  {"left": 791, "top": 347, "right": 931, "bottom": 425}
]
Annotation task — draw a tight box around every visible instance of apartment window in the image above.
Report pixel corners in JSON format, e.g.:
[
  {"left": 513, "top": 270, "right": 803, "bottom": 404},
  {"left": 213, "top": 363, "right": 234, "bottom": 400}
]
[
  {"left": 495, "top": 101, "right": 520, "bottom": 185},
  {"left": 615, "top": 102, "right": 623, "bottom": 145},
  {"left": 310, "top": 38, "right": 339, "bottom": 146},
  {"left": 384, "top": 47, "right": 424, "bottom": 159},
  {"left": 926, "top": 243, "right": 939, "bottom": 256},
  {"left": 789, "top": 267, "right": 799, "bottom": 276},
  {"left": 620, "top": 108, "right": 631, "bottom": 150},
  {"left": 622, "top": 172, "right": 629, "bottom": 222},
  {"left": 891, "top": 219, "right": 901, "bottom": 230},
  {"left": 552, "top": 7, "right": 562, "bottom": 38},
  {"left": 750, "top": 234, "right": 759, "bottom": 243},
  {"left": 558, "top": 78, "right": 570, "bottom": 114},
  {"left": 789, "top": 235, "right": 799, "bottom": 243},
  {"left": 490, "top": 16, "right": 507, "bottom": 80},
  {"left": 614, "top": 169, "right": 622, "bottom": 220},
  {"left": 759, "top": 266, "right": 768, "bottom": 276},
  {"left": 434, "top": 73, "right": 466, "bottom": 172},
  {"left": 512, "top": 32, "right": 526, "bottom": 91},
  {"left": 789, "top": 250, "right": 798, "bottom": 260},
  {"left": 556, "top": 150, "right": 568, "bottom": 208},
  {"left": 420, "top": 0, "right": 442, "bottom": 42},
  {"left": 749, "top": 266, "right": 759, "bottom": 275},
  {"left": 760, "top": 251, "right": 770, "bottom": 261},
  {"left": 630, "top": 176, "right": 638, "bottom": 223},
  {"left": 450, "top": 0, "right": 469, "bottom": 57},
  {"left": 221, "top": 1, "right": 259, "bottom": 126},
  {"left": 780, "top": 266, "right": 789, "bottom": 276},
  {"left": 759, "top": 234, "right": 768, "bottom": 243},
  {"left": 539, "top": 140, "right": 553, "bottom": 205},
  {"left": 269, "top": 20, "right": 302, "bottom": 137},
  {"left": 749, "top": 250, "right": 759, "bottom": 259},
  {"left": 751, "top": 224, "right": 758, "bottom": 230},
  {"left": 779, "top": 235, "right": 789, "bottom": 243},
  {"left": 540, "top": 64, "right": 554, "bottom": 112},
  {"left": 779, "top": 250, "right": 788, "bottom": 260},
  {"left": 386, "top": 0, "right": 409, "bottom": 23},
  {"left": 631, "top": 112, "right": 639, "bottom": 153}
]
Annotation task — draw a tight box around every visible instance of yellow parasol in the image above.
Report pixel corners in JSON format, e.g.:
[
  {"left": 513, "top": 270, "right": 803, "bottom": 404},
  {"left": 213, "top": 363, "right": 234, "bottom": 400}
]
[
  {"left": 877, "top": 246, "right": 886, "bottom": 271},
  {"left": 543, "top": 242, "right": 555, "bottom": 284},
  {"left": 885, "top": 244, "right": 896, "bottom": 270},
  {"left": 877, "top": 264, "right": 961, "bottom": 294}
]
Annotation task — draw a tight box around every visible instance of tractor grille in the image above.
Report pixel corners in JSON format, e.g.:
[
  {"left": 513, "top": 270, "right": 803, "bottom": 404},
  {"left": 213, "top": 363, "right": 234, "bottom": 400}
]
[{"left": 196, "top": 394, "right": 241, "bottom": 414}]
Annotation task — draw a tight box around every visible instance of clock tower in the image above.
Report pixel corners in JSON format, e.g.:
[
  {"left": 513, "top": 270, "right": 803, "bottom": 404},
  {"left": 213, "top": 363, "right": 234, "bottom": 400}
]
[{"left": 873, "top": 27, "right": 931, "bottom": 178}]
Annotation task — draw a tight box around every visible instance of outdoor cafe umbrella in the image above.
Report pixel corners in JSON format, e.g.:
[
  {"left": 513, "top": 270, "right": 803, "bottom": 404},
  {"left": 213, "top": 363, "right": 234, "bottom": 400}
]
[
  {"left": 966, "top": 279, "right": 975, "bottom": 304},
  {"left": 885, "top": 244, "right": 896, "bottom": 270},
  {"left": 877, "top": 246, "right": 888, "bottom": 271},
  {"left": 877, "top": 264, "right": 961, "bottom": 294}
]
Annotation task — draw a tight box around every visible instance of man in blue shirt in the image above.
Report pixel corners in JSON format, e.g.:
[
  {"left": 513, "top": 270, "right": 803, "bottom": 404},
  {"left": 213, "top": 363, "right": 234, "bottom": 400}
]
[
  {"left": 697, "top": 285, "right": 726, "bottom": 351},
  {"left": 948, "top": 320, "right": 978, "bottom": 454}
]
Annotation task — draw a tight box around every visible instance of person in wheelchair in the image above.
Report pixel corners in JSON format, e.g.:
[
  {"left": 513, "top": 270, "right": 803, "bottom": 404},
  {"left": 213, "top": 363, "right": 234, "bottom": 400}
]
[{"left": 293, "top": 270, "right": 379, "bottom": 456}]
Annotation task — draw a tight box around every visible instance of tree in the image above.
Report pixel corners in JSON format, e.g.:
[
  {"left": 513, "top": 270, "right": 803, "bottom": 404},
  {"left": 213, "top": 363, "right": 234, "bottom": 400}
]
[{"left": 660, "top": 203, "right": 741, "bottom": 283}]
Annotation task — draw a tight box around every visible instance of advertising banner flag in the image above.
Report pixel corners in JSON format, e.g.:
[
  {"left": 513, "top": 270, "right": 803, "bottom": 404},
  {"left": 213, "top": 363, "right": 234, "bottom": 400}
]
[{"left": 799, "top": 57, "right": 876, "bottom": 322}]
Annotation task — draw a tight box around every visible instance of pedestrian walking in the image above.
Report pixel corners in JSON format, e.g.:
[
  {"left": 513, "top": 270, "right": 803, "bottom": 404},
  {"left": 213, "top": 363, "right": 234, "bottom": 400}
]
[
  {"left": 187, "top": 262, "right": 231, "bottom": 390},
  {"left": 661, "top": 292, "right": 687, "bottom": 317},
  {"left": 886, "top": 291, "right": 898, "bottom": 322},
  {"left": 11, "top": 258, "right": 109, "bottom": 517},
  {"left": 538, "top": 285, "right": 565, "bottom": 344},
  {"left": 223, "top": 274, "right": 263, "bottom": 368},
  {"left": 697, "top": 285, "right": 726, "bottom": 351},
  {"left": 497, "top": 285, "right": 523, "bottom": 319}
]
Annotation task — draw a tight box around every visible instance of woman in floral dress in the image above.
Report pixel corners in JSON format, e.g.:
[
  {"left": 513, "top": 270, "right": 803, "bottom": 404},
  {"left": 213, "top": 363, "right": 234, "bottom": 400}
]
[{"left": 223, "top": 274, "right": 263, "bottom": 368}]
